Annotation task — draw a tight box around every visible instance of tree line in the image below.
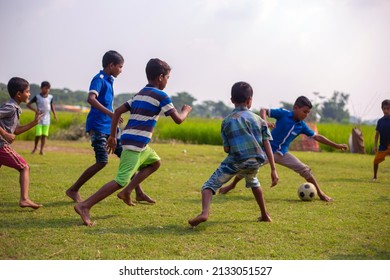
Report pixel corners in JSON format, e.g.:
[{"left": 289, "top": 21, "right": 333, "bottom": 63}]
[{"left": 0, "top": 82, "right": 350, "bottom": 122}]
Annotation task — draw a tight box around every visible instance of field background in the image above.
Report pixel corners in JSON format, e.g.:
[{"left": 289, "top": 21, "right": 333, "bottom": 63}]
[
  {"left": 0, "top": 139, "right": 389, "bottom": 260},
  {"left": 16, "top": 111, "right": 378, "bottom": 153}
]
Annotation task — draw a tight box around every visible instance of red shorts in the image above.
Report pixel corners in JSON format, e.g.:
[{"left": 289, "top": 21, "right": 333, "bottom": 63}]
[{"left": 0, "top": 145, "right": 28, "bottom": 171}]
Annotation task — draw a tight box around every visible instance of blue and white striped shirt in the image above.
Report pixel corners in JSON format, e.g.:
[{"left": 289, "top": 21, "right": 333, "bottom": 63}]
[{"left": 121, "top": 85, "right": 175, "bottom": 151}]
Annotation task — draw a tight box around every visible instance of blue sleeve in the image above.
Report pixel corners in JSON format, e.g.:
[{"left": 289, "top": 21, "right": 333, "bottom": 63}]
[
  {"left": 301, "top": 121, "right": 315, "bottom": 137},
  {"left": 269, "top": 108, "right": 289, "bottom": 120},
  {"left": 89, "top": 76, "right": 103, "bottom": 96}
]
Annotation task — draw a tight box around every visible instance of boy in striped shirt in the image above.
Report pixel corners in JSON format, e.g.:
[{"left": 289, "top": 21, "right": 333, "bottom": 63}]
[{"left": 75, "top": 58, "right": 192, "bottom": 226}]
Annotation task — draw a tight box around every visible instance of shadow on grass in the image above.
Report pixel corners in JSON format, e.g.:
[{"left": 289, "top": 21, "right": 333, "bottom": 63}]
[{"left": 0, "top": 214, "right": 116, "bottom": 229}]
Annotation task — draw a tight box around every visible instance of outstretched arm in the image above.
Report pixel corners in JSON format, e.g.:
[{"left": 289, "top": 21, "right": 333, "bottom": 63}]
[
  {"left": 170, "top": 105, "right": 192, "bottom": 124},
  {"left": 14, "top": 112, "right": 44, "bottom": 135},
  {"left": 313, "top": 134, "right": 348, "bottom": 151},
  {"left": 263, "top": 140, "right": 278, "bottom": 187}
]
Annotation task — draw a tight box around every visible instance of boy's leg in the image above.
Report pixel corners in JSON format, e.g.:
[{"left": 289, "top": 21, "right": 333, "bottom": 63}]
[
  {"left": 218, "top": 175, "right": 243, "bottom": 194},
  {"left": 66, "top": 162, "right": 107, "bottom": 202},
  {"left": 66, "top": 131, "right": 109, "bottom": 202},
  {"left": 276, "top": 152, "right": 333, "bottom": 202},
  {"left": 32, "top": 136, "right": 40, "bottom": 154},
  {"left": 251, "top": 187, "right": 271, "bottom": 222},
  {"left": 39, "top": 136, "right": 46, "bottom": 155},
  {"left": 188, "top": 189, "right": 213, "bottom": 227},
  {"left": 74, "top": 180, "right": 121, "bottom": 226},
  {"left": 19, "top": 165, "right": 42, "bottom": 209},
  {"left": 117, "top": 161, "right": 161, "bottom": 206},
  {"left": 373, "top": 163, "right": 379, "bottom": 181}
]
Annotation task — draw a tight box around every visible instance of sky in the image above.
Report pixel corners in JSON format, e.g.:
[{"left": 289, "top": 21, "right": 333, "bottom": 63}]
[{"left": 0, "top": 0, "right": 389, "bottom": 121}]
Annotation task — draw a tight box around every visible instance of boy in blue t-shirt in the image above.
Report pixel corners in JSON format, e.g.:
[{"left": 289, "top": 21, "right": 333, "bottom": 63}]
[
  {"left": 66, "top": 50, "right": 153, "bottom": 204},
  {"left": 188, "top": 82, "right": 278, "bottom": 227},
  {"left": 372, "top": 99, "right": 390, "bottom": 181},
  {"left": 74, "top": 58, "right": 192, "bottom": 226},
  {"left": 219, "top": 96, "right": 348, "bottom": 202}
]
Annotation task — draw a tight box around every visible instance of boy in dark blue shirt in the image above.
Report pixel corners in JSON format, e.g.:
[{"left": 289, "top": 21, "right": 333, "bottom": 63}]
[{"left": 372, "top": 99, "right": 390, "bottom": 181}]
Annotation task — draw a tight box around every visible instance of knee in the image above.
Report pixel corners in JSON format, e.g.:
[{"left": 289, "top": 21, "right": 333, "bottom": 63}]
[
  {"left": 151, "top": 160, "right": 161, "bottom": 171},
  {"left": 298, "top": 166, "right": 313, "bottom": 179}
]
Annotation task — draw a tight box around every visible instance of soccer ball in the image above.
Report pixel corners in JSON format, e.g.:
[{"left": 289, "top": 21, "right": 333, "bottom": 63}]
[{"left": 297, "top": 183, "right": 317, "bottom": 201}]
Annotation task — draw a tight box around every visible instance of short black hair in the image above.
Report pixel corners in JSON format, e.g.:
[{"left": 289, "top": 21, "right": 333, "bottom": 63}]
[
  {"left": 294, "top": 96, "right": 313, "bottom": 109},
  {"left": 231, "top": 81, "right": 253, "bottom": 104},
  {"left": 102, "top": 50, "right": 124, "bottom": 68},
  {"left": 381, "top": 99, "right": 390, "bottom": 108},
  {"left": 41, "top": 81, "right": 51, "bottom": 88},
  {"left": 7, "top": 77, "right": 29, "bottom": 98},
  {"left": 145, "top": 58, "right": 171, "bottom": 81}
]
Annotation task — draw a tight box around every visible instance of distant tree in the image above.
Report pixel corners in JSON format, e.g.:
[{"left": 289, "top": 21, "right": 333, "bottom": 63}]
[
  {"left": 192, "top": 100, "right": 232, "bottom": 118},
  {"left": 0, "top": 83, "right": 8, "bottom": 104},
  {"left": 114, "top": 93, "right": 135, "bottom": 108},
  {"left": 320, "top": 91, "right": 350, "bottom": 123}
]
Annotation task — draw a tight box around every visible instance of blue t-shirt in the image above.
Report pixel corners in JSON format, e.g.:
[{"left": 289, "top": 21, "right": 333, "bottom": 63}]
[
  {"left": 85, "top": 70, "right": 114, "bottom": 135},
  {"left": 269, "top": 108, "right": 315, "bottom": 155},
  {"left": 376, "top": 116, "right": 390, "bottom": 151},
  {"left": 120, "top": 85, "right": 175, "bottom": 152},
  {"left": 221, "top": 106, "right": 272, "bottom": 163}
]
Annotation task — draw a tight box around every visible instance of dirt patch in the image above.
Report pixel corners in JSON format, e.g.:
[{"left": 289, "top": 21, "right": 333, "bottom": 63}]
[{"left": 10, "top": 140, "right": 92, "bottom": 154}]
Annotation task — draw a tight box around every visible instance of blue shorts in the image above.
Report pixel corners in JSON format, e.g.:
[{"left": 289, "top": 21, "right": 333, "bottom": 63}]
[
  {"left": 90, "top": 130, "right": 122, "bottom": 163},
  {"left": 202, "top": 158, "right": 262, "bottom": 194}
]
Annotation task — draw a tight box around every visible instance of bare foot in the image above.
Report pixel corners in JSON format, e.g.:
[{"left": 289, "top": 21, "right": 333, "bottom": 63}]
[
  {"left": 318, "top": 192, "right": 333, "bottom": 202},
  {"left": 19, "top": 199, "right": 42, "bottom": 209},
  {"left": 218, "top": 183, "right": 235, "bottom": 194},
  {"left": 257, "top": 215, "right": 272, "bottom": 222},
  {"left": 117, "top": 192, "right": 136, "bottom": 206},
  {"left": 136, "top": 193, "right": 156, "bottom": 204},
  {"left": 31, "top": 149, "right": 36, "bottom": 154},
  {"left": 188, "top": 214, "right": 208, "bottom": 227},
  {"left": 39, "top": 151, "right": 44, "bottom": 155},
  {"left": 66, "top": 189, "right": 82, "bottom": 203},
  {"left": 74, "top": 203, "right": 93, "bottom": 226}
]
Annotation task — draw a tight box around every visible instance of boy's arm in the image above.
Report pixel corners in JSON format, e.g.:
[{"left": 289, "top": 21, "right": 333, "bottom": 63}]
[
  {"left": 260, "top": 108, "right": 275, "bottom": 129},
  {"left": 106, "top": 103, "right": 129, "bottom": 154},
  {"left": 313, "top": 134, "right": 348, "bottom": 151},
  {"left": 87, "top": 92, "right": 114, "bottom": 118},
  {"left": 374, "top": 131, "right": 379, "bottom": 153},
  {"left": 169, "top": 105, "right": 192, "bottom": 124},
  {"left": 0, "top": 127, "right": 16, "bottom": 144},
  {"left": 50, "top": 102, "right": 58, "bottom": 122},
  {"left": 14, "top": 112, "right": 44, "bottom": 135},
  {"left": 263, "top": 139, "right": 279, "bottom": 187},
  {"left": 26, "top": 100, "right": 38, "bottom": 114}
]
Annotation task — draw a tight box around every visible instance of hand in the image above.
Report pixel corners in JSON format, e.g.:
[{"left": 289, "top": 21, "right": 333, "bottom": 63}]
[
  {"left": 34, "top": 112, "right": 44, "bottom": 124},
  {"left": 181, "top": 104, "right": 192, "bottom": 113},
  {"left": 337, "top": 144, "right": 348, "bottom": 151},
  {"left": 267, "top": 122, "right": 275, "bottom": 129},
  {"left": 3, "top": 131, "right": 16, "bottom": 144},
  {"left": 270, "top": 169, "right": 279, "bottom": 188},
  {"left": 54, "top": 115, "right": 58, "bottom": 123},
  {"left": 118, "top": 117, "right": 124, "bottom": 125},
  {"left": 106, "top": 136, "right": 117, "bottom": 154}
]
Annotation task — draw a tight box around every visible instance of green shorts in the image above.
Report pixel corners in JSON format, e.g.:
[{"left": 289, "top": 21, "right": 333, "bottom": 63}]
[
  {"left": 35, "top": 124, "right": 50, "bottom": 136},
  {"left": 114, "top": 146, "right": 161, "bottom": 187}
]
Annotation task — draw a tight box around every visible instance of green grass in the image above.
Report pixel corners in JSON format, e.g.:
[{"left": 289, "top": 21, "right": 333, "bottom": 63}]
[{"left": 1, "top": 141, "right": 389, "bottom": 260}]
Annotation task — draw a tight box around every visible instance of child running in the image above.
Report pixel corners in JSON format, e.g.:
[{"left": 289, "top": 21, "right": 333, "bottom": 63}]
[
  {"left": 188, "top": 81, "right": 278, "bottom": 227},
  {"left": 75, "top": 58, "right": 192, "bottom": 226},
  {"left": 66, "top": 50, "right": 152, "bottom": 204},
  {"left": 0, "top": 77, "right": 43, "bottom": 209}
]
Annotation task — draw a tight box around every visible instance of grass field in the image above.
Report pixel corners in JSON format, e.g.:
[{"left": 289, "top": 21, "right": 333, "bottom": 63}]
[{"left": 0, "top": 140, "right": 389, "bottom": 260}]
